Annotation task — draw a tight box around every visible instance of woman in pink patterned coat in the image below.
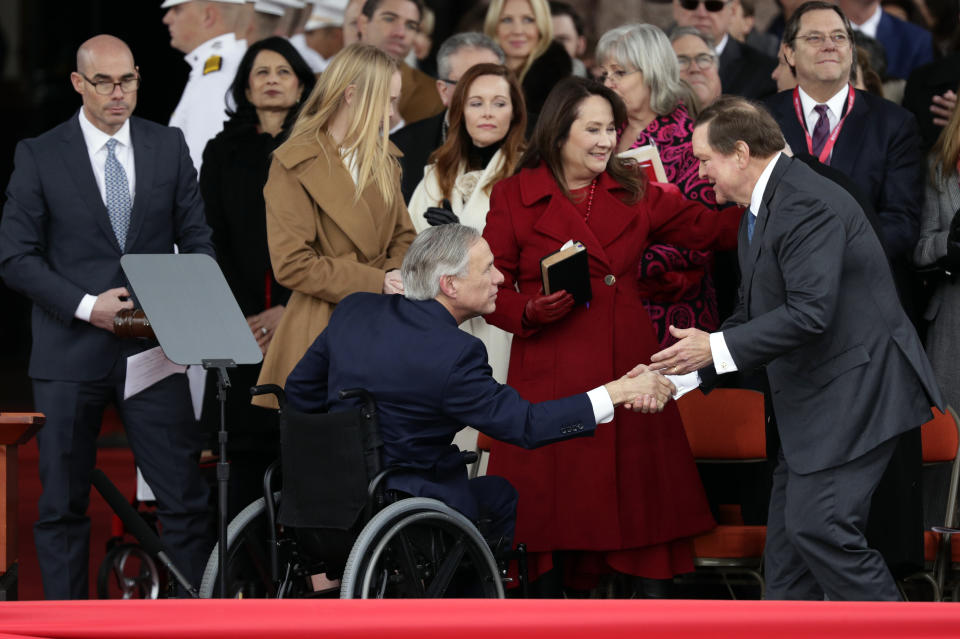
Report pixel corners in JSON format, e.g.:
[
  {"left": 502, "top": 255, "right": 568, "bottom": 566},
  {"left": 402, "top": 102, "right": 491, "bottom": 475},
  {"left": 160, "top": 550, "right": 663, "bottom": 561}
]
[{"left": 596, "top": 23, "right": 741, "bottom": 347}]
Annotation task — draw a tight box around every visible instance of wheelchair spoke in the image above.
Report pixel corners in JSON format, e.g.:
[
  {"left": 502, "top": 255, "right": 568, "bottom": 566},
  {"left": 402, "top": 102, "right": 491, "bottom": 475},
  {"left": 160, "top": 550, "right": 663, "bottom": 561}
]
[
  {"left": 424, "top": 535, "right": 466, "bottom": 598},
  {"left": 395, "top": 530, "right": 426, "bottom": 597}
]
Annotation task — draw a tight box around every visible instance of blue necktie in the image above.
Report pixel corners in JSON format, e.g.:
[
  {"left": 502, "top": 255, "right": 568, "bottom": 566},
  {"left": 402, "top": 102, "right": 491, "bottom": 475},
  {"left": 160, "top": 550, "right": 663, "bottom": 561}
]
[
  {"left": 104, "top": 138, "right": 132, "bottom": 251},
  {"left": 747, "top": 211, "right": 756, "bottom": 243}
]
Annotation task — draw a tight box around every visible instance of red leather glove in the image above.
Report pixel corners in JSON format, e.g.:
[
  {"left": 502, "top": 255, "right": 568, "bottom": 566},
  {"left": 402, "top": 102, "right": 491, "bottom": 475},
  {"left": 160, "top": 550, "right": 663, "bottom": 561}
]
[{"left": 522, "top": 290, "right": 575, "bottom": 328}]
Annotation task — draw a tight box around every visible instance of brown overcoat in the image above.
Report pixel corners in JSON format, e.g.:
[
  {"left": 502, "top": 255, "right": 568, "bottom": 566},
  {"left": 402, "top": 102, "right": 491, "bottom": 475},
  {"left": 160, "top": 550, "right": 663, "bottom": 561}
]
[
  {"left": 397, "top": 61, "right": 444, "bottom": 127},
  {"left": 253, "top": 132, "right": 415, "bottom": 408}
]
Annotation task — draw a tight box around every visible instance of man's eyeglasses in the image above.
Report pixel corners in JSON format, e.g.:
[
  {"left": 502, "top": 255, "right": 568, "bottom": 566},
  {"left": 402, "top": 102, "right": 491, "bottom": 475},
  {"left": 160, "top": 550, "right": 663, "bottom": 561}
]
[
  {"left": 439, "top": 78, "right": 456, "bottom": 86},
  {"left": 80, "top": 73, "right": 140, "bottom": 96},
  {"left": 599, "top": 69, "right": 641, "bottom": 85},
  {"left": 678, "top": 0, "right": 730, "bottom": 13},
  {"left": 676, "top": 53, "right": 717, "bottom": 71},
  {"left": 794, "top": 31, "right": 850, "bottom": 47}
]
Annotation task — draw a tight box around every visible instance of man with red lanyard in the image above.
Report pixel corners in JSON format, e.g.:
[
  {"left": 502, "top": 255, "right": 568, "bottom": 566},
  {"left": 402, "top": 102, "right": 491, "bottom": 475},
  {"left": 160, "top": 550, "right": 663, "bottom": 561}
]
[
  {"left": 764, "top": 0, "right": 922, "bottom": 265},
  {"left": 763, "top": 0, "right": 927, "bottom": 584}
]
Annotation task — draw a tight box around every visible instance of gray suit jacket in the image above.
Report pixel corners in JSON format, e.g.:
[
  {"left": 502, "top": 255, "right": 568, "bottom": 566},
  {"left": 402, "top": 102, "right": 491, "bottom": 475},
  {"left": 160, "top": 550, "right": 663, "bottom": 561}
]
[
  {"left": 0, "top": 112, "right": 214, "bottom": 381},
  {"left": 713, "top": 155, "right": 942, "bottom": 474}
]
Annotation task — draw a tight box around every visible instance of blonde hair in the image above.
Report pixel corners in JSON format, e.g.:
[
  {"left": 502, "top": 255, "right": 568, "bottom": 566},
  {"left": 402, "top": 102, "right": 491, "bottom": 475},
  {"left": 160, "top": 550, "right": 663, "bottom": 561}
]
[
  {"left": 483, "top": 0, "right": 553, "bottom": 81},
  {"left": 283, "top": 43, "right": 400, "bottom": 208},
  {"left": 932, "top": 80, "right": 960, "bottom": 186}
]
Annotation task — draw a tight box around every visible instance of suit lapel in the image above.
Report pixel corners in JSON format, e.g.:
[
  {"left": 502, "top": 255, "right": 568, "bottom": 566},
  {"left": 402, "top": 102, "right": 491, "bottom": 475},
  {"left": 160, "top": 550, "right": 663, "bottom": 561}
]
[
  {"left": 296, "top": 138, "right": 381, "bottom": 260},
  {"left": 60, "top": 115, "right": 122, "bottom": 253},
  {"left": 125, "top": 118, "right": 154, "bottom": 252},
  {"left": 742, "top": 155, "right": 790, "bottom": 312},
  {"left": 827, "top": 89, "right": 866, "bottom": 174},
  {"left": 532, "top": 192, "right": 611, "bottom": 270},
  {"left": 769, "top": 91, "right": 807, "bottom": 156},
  {"left": 530, "top": 176, "right": 619, "bottom": 271}
]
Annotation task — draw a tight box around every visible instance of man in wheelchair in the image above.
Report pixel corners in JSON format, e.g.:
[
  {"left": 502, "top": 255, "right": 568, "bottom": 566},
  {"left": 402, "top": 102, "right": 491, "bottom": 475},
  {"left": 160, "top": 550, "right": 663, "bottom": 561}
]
[{"left": 284, "top": 224, "right": 676, "bottom": 548}]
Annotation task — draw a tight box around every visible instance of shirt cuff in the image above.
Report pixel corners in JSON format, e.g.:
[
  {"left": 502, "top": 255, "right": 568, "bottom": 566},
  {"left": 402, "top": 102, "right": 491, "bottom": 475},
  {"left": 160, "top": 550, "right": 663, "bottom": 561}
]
[
  {"left": 75, "top": 294, "right": 97, "bottom": 322},
  {"left": 666, "top": 371, "right": 701, "bottom": 400},
  {"left": 587, "top": 386, "right": 615, "bottom": 424},
  {"left": 710, "top": 331, "right": 738, "bottom": 374}
]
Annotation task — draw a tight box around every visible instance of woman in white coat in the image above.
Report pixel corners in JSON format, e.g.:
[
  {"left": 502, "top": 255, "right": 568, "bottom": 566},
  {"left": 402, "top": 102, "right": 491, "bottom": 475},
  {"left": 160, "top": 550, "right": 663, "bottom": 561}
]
[{"left": 408, "top": 63, "right": 527, "bottom": 384}]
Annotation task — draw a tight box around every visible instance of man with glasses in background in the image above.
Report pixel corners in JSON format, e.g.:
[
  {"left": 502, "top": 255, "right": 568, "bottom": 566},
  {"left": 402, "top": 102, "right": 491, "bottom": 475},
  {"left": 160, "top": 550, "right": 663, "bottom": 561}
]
[
  {"left": 0, "top": 35, "right": 215, "bottom": 599},
  {"left": 671, "top": 27, "right": 723, "bottom": 111},
  {"left": 673, "top": 0, "right": 776, "bottom": 99}
]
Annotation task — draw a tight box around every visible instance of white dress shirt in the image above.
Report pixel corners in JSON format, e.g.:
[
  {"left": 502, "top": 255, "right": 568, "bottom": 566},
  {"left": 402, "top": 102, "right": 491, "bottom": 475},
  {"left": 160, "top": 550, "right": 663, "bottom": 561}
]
[
  {"left": 715, "top": 33, "right": 729, "bottom": 57},
  {"left": 709, "top": 152, "right": 783, "bottom": 375},
  {"left": 849, "top": 4, "right": 883, "bottom": 38},
  {"left": 798, "top": 84, "right": 850, "bottom": 138},
  {"left": 74, "top": 110, "right": 137, "bottom": 321},
  {"left": 168, "top": 32, "right": 246, "bottom": 172}
]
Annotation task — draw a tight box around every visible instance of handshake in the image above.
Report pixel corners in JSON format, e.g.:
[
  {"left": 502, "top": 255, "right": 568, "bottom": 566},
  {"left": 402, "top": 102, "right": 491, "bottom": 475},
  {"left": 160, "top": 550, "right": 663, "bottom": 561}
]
[{"left": 603, "top": 364, "right": 677, "bottom": 414}]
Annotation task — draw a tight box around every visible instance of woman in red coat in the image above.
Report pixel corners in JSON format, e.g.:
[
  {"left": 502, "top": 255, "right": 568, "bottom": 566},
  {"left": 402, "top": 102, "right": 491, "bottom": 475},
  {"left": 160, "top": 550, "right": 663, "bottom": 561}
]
[{"left": 482, "top": 77, "right": 740, "bottom": 594}]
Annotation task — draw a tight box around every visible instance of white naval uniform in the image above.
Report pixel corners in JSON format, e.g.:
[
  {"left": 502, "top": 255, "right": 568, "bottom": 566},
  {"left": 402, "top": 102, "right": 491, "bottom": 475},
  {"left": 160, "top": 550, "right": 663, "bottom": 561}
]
[
  {"left": 289, "top": 33, "right": 329, "bottom": 73},
  {"left": 169, "top": 33, "right": 247, "bottom": 172}
]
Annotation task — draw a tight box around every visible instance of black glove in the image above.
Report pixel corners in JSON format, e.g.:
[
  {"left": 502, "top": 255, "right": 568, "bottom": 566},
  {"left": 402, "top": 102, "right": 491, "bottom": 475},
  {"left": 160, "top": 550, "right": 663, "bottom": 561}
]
[
  {"left": 424, "top": 199, "right": 459, "bottom": 226},
  {"left": 941, "top": 240, "right": 960, "bottom": 271},
  {"left": 949, "top": 208, "right": 960, "bottom": 242}
]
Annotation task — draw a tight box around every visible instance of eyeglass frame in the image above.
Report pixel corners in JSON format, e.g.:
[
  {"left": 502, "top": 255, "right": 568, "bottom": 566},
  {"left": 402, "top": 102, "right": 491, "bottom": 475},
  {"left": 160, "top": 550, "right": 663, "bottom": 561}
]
[
  {"left": 677, "top": 0, "right": 732, "bottom": 13},
  {"left": 792, "top": 31, "right": 851, "bottom": 48},
  {"left": 676, "top": 52, "right": 717, "bottom": 71},
  {"left": 599, "top": 68, "right": 642, "bottom": 85},
  {"left": 79, "top": 72, "right": 141, "bottom": 96}
]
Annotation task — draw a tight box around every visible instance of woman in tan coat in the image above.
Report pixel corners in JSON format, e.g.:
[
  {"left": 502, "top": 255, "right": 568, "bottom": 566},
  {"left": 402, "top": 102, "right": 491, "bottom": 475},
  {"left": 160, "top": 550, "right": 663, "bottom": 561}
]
[{"left": 254, "top": 43, "right": 416, "bottom": 408}]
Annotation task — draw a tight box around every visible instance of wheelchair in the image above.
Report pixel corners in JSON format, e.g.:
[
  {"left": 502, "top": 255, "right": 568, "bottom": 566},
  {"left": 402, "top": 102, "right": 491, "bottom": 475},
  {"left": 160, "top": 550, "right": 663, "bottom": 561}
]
[{"left": 198, "top": 385, "right": 520, "bottom": 599}]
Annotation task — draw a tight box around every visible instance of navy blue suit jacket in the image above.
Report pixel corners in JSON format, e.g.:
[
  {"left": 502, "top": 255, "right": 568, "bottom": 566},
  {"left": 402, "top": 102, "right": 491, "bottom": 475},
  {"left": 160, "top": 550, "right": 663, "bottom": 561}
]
[
  {"left": 719, "top": 37, "right": 778, "bottom": 100},
  {"left": 0, "top": 112, "right": 214, "bottom": 381},
  {"left": 285, "top": 292, "right": 597, "bottom": 520},
  {"left": 765, "top": 88, "right": 923, "bottom": 260},
  {"left": 876, "top": 11, "right": 933, "bottom": 81}
]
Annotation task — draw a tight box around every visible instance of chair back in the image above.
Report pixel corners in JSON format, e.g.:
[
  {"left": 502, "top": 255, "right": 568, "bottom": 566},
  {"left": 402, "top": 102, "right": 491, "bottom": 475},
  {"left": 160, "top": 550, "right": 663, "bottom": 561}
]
[
  {"left": 278, "top": 396, "right": 382, "bottom": 531},
  {"left": 922, "top": 406, "right": 960, "bottom": 530},
  {"left": 676, "top": 388, "right": 766, "bottom": 461}
]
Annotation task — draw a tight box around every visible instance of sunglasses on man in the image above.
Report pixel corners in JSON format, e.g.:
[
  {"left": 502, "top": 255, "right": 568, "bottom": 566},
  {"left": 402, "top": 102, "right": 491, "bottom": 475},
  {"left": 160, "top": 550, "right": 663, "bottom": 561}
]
[{"left": 678, "top": 0, "right": 730, "bottom": 12}]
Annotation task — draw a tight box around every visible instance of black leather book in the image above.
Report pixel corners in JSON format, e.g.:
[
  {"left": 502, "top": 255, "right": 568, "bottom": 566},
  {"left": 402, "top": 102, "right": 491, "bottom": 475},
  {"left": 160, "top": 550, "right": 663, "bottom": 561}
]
[{"left": 540, "top": 242, "right": 592, "bottom": 305}]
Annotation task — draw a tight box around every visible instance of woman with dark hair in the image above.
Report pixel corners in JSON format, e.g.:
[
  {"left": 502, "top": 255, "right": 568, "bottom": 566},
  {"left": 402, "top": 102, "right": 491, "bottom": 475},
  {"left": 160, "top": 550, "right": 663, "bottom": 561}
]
[
  {"left": 408, "top": 62, "right": 527, "bottom": 383},
  {"left": 482, "top": 76, "right": 740, "bottom": 594},
  {"left": 198, "top": 36, "right": 316, "bottom": 516}
]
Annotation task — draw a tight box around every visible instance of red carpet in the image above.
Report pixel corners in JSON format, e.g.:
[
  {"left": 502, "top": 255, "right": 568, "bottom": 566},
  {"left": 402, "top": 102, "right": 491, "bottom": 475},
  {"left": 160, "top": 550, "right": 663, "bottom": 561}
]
[
  {"left": 16, "top": 430, "right": 137, "bottom": 600},
  {"left": 1, "top": 599, "right": 960, "bottom": 639}
]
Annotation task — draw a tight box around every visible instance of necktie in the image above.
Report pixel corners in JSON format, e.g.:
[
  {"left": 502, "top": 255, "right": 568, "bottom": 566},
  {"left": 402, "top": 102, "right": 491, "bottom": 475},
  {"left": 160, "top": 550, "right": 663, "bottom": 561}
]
[
  {"left": 747, "top": 211, "right": 756, "bottom": 243},
  {"left": 104, "top": 138, "right": 132, "bottom": 251},
  {"left": 810, "top": 104, "right": 831, "bottom": 157}
]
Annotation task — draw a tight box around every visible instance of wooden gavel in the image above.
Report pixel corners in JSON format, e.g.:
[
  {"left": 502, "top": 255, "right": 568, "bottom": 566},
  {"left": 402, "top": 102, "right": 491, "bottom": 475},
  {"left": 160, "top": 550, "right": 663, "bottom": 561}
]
[{"left": 113, "top": 308, "right": 156, "bottom": 339}]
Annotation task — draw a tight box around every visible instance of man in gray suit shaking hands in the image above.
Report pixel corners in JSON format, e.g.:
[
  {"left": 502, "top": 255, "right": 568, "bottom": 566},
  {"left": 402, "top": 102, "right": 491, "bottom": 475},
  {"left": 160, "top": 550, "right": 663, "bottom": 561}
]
[{"left": 650, "top": 96, "right": 943, "bottom": 600}]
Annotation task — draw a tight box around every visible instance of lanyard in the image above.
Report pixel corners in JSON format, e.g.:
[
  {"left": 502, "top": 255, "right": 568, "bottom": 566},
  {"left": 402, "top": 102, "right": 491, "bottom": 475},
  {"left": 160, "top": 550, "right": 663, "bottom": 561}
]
[{"left": 792, "top": 84, "right": 856, "bottom": 165}]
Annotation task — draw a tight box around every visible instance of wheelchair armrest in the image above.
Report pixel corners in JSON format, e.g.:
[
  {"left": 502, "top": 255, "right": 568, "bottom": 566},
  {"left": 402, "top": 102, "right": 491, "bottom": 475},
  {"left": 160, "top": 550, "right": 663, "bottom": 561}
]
[
  {"left": 367, "top": 466, "right": 405, "bottom": 501},
  {"left": 250, "top": 384, "right": 286, "bottom": 409}
]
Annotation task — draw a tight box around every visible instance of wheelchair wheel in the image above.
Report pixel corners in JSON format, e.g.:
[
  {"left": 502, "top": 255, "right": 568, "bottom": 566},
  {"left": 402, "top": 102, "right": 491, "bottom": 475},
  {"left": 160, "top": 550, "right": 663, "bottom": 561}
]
[
  {"left": 96, "top": 542, "right": 161, "bottom": 599},
  {"left": 199, "top": 492, "right": 291, "bottom": 598},
  {"left": 340, "top": 497, "right": 504, "bottom": 599}
]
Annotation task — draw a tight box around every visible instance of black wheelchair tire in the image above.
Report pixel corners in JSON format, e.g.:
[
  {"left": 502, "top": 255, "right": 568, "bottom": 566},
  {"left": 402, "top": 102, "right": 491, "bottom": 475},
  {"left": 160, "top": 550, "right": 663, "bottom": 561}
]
[
  {"left": 340, "top": 497, "right": 504, "bottom": 599},
  {"left": 199, "top": 492, "right": 281, "bottom": 599}
]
